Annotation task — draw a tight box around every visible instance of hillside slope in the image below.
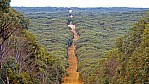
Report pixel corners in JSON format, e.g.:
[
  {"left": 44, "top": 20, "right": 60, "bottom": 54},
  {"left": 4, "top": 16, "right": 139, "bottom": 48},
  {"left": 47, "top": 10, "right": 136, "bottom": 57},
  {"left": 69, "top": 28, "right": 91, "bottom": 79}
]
[
  {"left": 0, "top": 1, "right": 68, "bottom": 84},
  {"left": 76, "top": 12, "right": 149, "bottom": 84}
]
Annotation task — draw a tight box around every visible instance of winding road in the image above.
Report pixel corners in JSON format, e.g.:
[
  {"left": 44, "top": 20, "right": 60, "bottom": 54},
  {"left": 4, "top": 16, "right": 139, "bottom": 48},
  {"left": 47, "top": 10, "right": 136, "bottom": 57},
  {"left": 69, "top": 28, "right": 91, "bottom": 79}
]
[{"left": 62, "top": 25, "right": 84, "bottom": 84}]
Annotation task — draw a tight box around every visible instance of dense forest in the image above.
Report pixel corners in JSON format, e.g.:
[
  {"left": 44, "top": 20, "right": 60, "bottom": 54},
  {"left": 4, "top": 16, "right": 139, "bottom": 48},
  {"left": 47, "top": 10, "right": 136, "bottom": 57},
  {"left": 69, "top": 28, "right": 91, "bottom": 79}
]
[
  {"left": 75, "top": 10, "right": 149, "bottom": 84},
  {"left": 0, "top": 1, "right": 70, "bottom": 84},
  {"left": 0, "top": 0, "right": 149, "bottom": 83}
]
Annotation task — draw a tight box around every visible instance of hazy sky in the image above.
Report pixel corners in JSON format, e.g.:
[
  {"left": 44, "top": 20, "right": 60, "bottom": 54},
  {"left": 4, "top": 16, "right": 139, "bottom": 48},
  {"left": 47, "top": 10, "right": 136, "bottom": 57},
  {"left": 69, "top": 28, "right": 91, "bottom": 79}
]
[{"left": 10, "top": 0, "right": 149, "bottom": 8}]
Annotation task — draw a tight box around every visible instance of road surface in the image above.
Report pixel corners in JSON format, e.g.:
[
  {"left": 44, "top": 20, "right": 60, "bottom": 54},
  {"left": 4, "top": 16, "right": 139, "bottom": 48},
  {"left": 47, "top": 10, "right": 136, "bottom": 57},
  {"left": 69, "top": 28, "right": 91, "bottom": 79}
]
[{"left": 62, "top": 25, "right": 84, "bottom": 84}]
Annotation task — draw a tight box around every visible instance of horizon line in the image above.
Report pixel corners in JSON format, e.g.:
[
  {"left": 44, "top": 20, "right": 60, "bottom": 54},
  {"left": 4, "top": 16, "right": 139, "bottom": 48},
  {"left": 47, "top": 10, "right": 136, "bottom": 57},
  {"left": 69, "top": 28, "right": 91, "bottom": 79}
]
[{"left": 11, "top": 6, "right": 149, "bottom": 8}]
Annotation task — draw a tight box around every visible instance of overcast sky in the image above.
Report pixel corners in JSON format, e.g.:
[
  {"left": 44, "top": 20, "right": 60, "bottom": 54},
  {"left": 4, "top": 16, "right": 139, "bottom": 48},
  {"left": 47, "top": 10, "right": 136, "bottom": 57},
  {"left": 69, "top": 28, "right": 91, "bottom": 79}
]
[{"left": 10, "top": 0, "right": 149, "bottom": 8}]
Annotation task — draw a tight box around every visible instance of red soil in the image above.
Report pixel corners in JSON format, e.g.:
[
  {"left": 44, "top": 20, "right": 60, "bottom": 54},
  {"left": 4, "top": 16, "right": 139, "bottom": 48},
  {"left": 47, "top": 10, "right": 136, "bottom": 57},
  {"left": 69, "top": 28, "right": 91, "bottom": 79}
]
[{"left": 62, "top": 25, "right": 84, "bottom": 84}]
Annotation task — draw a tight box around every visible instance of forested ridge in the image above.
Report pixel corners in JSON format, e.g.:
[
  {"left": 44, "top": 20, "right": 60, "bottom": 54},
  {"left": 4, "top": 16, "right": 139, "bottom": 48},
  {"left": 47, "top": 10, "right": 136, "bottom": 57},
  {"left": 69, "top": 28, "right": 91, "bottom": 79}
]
[
  {"left": 75, "top": 12, "right": 149, "bottom": 84},
  {"left": 0, "top": 1, "right": 149, "bottom": 84},
  {"left": 0, "top": 0, "right": 69, "bottom": 83}
]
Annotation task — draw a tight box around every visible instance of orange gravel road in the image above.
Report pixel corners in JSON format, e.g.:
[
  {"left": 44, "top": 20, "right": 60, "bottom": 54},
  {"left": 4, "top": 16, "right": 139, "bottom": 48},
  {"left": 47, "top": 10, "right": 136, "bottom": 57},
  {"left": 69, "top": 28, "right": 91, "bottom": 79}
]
[{"left": 62, "top": 25, "right": 84, "bottom": 84}]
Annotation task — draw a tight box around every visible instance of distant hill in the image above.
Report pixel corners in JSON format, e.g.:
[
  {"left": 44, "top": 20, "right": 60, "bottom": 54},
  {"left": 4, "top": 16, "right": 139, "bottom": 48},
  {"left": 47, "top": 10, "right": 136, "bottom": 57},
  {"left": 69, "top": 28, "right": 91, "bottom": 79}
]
[{"left": 13, "top": 7, "right": 149, "bottom": 14}]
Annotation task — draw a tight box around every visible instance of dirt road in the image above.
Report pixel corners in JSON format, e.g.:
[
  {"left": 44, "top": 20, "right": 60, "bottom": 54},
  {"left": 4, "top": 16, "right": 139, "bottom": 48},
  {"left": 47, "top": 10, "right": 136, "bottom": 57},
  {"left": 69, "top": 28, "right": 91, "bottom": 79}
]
[{"left": 62, "top": 25, "right": 83, "bottom": 84}]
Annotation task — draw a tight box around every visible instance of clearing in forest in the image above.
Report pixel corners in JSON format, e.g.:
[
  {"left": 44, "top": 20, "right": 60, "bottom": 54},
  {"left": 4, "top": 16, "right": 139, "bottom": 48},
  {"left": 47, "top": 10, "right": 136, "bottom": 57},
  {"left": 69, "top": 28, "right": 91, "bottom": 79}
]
[{"left": 62, "top": 25, "right": 83, "bottom": 84}]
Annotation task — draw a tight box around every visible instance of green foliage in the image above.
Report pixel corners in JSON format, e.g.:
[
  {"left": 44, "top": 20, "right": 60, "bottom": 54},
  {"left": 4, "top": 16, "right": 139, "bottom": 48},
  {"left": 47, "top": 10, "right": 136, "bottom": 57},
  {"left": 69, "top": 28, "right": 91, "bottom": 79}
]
[
  {"left": 22, "top": 10, "right": 74, "bottom": 83},
  {"left": 0, "top": 0, "right": 10, "bottom": 13},
  {"left": 102, "top": 13, "right": 149, "bottom": 84},
  {"left": 4, "top": 6, "right": 149, "bottom": 84},
  {"left": 1, "top": 57, "right": 33, "bottom": 84},
  {"left": 22, "top": 29, "right": 36, "bottom": 42},
  {"left": 0, "top": 5, "right": 71, "bottom": 84},
  {"left": 72, "top": 8, "right": 147, "bottom": 83}
]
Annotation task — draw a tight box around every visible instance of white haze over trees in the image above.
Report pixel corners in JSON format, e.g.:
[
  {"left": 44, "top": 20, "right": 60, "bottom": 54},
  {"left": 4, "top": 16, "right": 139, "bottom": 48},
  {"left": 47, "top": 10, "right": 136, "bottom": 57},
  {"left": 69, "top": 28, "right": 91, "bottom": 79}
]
[{"left": 11, "top": 0, "right": 149, "bottom": 8}]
